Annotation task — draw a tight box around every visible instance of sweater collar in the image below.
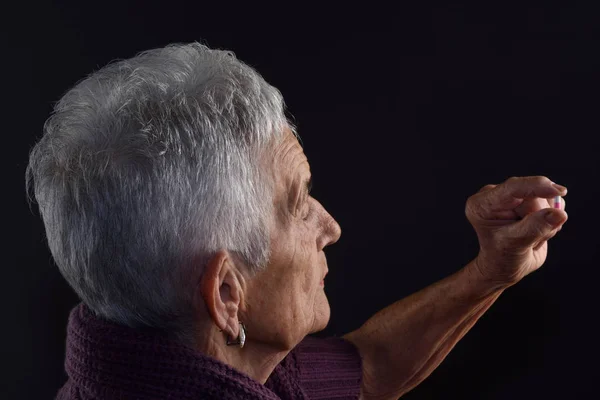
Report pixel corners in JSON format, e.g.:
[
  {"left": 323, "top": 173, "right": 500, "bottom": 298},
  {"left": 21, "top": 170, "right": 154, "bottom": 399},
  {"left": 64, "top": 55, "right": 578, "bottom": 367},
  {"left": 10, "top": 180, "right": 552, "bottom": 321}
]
[{"left": 64, "top": 303, "right": 306, "bottom": 400}]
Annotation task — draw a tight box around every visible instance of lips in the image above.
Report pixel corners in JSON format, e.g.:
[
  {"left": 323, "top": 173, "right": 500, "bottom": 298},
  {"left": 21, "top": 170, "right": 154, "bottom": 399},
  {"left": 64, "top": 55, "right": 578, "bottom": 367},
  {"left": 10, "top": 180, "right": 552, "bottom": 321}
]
[{"left": 321, "top": 269, "right": 328, "bottom": 282}]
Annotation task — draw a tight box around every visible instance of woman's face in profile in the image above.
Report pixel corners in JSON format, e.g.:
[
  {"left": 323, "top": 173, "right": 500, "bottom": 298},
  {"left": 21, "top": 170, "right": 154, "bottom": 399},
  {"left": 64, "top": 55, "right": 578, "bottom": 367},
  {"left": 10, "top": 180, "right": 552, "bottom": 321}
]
[{"left": 242, "top": 129, "right": 342, "bottom": 351}]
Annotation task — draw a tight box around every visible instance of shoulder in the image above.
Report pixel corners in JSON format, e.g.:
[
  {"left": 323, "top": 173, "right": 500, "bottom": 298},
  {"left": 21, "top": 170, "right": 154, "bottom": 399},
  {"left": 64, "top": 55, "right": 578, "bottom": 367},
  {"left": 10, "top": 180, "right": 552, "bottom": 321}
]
[{"left": 283, "top": 336, "right": 363, "bottom": 400}]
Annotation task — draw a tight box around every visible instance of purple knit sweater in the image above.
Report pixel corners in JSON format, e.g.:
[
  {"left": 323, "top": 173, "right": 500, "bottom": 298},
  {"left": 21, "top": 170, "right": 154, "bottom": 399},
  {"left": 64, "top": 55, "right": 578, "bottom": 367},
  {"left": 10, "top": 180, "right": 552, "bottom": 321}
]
[{"left": 56, "top": 304, "right": 363, "bottom": 399}]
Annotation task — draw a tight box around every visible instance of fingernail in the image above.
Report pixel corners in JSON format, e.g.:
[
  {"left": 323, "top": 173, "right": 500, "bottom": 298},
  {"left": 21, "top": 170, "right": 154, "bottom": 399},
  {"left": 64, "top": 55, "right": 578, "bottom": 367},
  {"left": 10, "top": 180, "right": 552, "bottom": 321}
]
[
  {"left": 545, "top": 210, "right": 563, "bottom": 225},
  {"left": 552, "top": 183, "right": 567, "bottom": 193}
]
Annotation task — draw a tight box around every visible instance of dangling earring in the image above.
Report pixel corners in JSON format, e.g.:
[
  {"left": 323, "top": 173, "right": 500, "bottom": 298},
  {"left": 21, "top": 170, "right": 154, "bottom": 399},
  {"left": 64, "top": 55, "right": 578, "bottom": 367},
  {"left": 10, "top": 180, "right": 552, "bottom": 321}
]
[{"left": 226, "top": 321, "right": 246, "bottom": 348}]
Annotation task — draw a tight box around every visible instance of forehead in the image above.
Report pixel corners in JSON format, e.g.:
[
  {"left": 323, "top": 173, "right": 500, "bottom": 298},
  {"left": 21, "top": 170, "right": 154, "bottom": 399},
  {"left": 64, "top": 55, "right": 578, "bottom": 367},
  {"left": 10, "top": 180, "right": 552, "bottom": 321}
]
[{"left": 272, "top": 127, "right": 310, "bottom": 175}]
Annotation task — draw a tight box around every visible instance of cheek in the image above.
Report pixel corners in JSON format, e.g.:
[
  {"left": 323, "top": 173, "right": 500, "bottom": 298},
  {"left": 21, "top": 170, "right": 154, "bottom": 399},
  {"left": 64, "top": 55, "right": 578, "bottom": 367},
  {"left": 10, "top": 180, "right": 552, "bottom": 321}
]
[
  {"left": 276, "top": 234, "right": 323, "bottom": 335},
  {"left": 249, "top": 218, "right": 325, "bottom": 345},
  {"left": 257, "top": 252, "right": 312, "bottom": 323},
  {"left": 298, "top": 234, "right": 319, "bottom": 293},
  {"left": 256, "top": 273, "right": 320, "bottom": 347}
]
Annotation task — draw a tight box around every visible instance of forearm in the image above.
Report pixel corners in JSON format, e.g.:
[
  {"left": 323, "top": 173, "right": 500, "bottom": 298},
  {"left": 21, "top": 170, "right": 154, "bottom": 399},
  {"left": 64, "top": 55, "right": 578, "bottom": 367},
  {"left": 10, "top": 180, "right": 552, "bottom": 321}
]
[
  {"left": 344, "top": 259, "right": 504, "bottom": 400},
  {"left": 396, "top": 289, "right": 500, "bottom": 397}
]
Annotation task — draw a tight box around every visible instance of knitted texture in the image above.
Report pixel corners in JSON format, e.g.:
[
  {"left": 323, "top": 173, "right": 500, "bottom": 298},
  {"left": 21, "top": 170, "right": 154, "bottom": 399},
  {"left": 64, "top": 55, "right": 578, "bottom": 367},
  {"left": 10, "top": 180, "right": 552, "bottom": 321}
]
[
  {"left": 56, "top": 304, "right": 362, "bottom": 399},
  {"left": 293, "top": 336, "right": 363, "bottom": 399}
]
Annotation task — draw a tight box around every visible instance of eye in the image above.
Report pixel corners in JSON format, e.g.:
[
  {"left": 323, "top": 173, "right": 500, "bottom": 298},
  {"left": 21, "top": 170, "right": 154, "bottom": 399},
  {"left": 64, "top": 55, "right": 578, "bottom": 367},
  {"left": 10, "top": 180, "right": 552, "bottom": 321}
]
[{"left": 302, "top": 200, "right": 311, "bottom": 221}]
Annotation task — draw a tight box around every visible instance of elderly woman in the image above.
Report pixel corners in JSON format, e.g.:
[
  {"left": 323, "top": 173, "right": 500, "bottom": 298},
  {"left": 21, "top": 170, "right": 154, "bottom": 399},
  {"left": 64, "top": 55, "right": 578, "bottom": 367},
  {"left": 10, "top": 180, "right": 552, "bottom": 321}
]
[{"left": 27, "top": 43, "right": 568, "bottom": 400}]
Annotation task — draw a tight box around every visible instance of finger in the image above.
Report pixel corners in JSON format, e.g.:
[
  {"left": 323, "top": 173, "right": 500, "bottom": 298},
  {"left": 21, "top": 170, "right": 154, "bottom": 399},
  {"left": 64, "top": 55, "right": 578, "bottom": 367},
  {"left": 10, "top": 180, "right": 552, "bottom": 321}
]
[
  {"left": 515, "top": 197, "right": 552, "bottom": 219},
  {"left": 478, "top": 184, "right": 497, "bottom": 193},
  {"left": 482, "top": 176, "right": 567, "bottom": 212},
  {"left": 505, "top": 176, "right": 567, "bottom": 198},
  {"left": 505, "top": 207, "right": 568, "bottom": 248}
]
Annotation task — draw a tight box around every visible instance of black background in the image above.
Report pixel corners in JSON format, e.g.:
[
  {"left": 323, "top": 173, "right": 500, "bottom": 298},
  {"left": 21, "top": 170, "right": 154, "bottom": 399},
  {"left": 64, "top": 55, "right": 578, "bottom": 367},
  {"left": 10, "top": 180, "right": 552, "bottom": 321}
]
[{"left": 8, "top": 2, "right": 599, "bottom": 399}]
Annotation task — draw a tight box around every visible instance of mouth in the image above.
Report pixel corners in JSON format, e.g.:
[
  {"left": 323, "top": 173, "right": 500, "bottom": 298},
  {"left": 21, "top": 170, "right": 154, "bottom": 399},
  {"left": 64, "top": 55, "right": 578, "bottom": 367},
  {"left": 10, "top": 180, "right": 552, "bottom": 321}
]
[{"left": 320, "top": 270, "right": 328, "bottom": 286}]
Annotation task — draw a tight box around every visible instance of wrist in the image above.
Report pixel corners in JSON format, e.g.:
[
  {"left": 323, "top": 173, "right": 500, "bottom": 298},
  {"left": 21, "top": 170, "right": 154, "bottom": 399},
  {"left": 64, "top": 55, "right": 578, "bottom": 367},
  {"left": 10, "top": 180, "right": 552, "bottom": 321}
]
[{"left": 463, "top": 256, "right": 512, "bottom": 298}]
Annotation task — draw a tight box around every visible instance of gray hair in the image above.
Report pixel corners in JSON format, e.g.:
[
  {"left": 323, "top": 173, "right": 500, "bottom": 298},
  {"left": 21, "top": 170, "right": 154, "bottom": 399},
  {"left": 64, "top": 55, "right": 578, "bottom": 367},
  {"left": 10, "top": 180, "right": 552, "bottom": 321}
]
[{"left": 26, "top": 42, "right": 289, "bottom": 337}]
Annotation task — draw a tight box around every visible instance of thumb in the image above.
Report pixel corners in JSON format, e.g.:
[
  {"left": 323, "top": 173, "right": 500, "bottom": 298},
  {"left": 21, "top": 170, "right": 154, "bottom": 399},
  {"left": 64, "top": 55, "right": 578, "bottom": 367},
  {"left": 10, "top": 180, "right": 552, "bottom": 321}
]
[{"left": 505, "top": 208, "right": 568, "bottom": 248}]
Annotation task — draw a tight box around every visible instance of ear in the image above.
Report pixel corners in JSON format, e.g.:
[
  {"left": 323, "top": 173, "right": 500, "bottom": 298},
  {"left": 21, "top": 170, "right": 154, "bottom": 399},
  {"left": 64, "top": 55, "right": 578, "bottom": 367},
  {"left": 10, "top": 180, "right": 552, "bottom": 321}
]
[{"left": 199, "top": 250, "right": 243, "bottom": 339}]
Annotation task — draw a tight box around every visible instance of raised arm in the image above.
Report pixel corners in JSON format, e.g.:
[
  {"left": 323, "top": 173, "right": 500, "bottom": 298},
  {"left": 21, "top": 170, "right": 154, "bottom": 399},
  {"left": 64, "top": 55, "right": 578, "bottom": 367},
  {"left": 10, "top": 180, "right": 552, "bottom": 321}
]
[
  {"left": 343, "top": 176, "right": 568, "bottom": 399},
  {"left": 343, "top": 258, "right": 501, "bottom": 399}
]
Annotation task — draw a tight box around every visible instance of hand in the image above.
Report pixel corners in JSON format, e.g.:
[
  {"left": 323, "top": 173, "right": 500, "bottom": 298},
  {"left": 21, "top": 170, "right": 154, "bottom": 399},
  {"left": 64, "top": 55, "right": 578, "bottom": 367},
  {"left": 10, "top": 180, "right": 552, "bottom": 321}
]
[{"left": 465, "top": 176, "right": 568, "bottom": 290}]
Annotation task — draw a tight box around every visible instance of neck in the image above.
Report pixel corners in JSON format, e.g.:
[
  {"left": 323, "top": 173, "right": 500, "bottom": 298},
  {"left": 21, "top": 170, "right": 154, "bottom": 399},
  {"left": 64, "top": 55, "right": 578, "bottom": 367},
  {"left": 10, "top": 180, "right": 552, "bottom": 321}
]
[{"left": 195, "top": 325, "right": 289, "bottom": 384}]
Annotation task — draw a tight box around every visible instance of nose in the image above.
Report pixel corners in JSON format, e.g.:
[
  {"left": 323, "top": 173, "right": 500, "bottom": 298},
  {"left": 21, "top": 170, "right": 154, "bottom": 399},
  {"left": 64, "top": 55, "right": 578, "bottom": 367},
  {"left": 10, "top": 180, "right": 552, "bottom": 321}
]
[
  {"left": 317, "top": 203, "right": 342, "bottom": 251},
  {"left": 327, "top": 216, "right": 342, "bottom": 246}
]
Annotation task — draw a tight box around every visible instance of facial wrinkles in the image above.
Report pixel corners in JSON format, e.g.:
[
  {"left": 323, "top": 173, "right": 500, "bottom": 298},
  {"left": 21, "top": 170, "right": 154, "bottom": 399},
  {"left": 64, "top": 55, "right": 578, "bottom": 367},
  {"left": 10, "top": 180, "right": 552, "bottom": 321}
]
[
  {"left": 268, "top": 131, "right": 325, "bottom": 324},
  {"left": 286, "top": 174, "right": 302, "bottom": 217},
  {"left": 286, "top": 145, "right": 315, "bottom": 298},
  {"left": 273, "top": 137, "right": 303, "bottom": 215},
  {"left": 295, "top": 172, "right": 311, "bottom": 220},
  {"left": 280, "top": 142, "right": 310, "bottom": 219}
]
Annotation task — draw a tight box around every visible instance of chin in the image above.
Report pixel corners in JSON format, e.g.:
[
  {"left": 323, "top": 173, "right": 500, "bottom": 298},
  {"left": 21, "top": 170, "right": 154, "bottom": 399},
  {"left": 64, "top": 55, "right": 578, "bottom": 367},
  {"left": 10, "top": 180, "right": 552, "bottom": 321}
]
[{"left": 310, "top": 293, "right": 331, "bottom": 333}]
